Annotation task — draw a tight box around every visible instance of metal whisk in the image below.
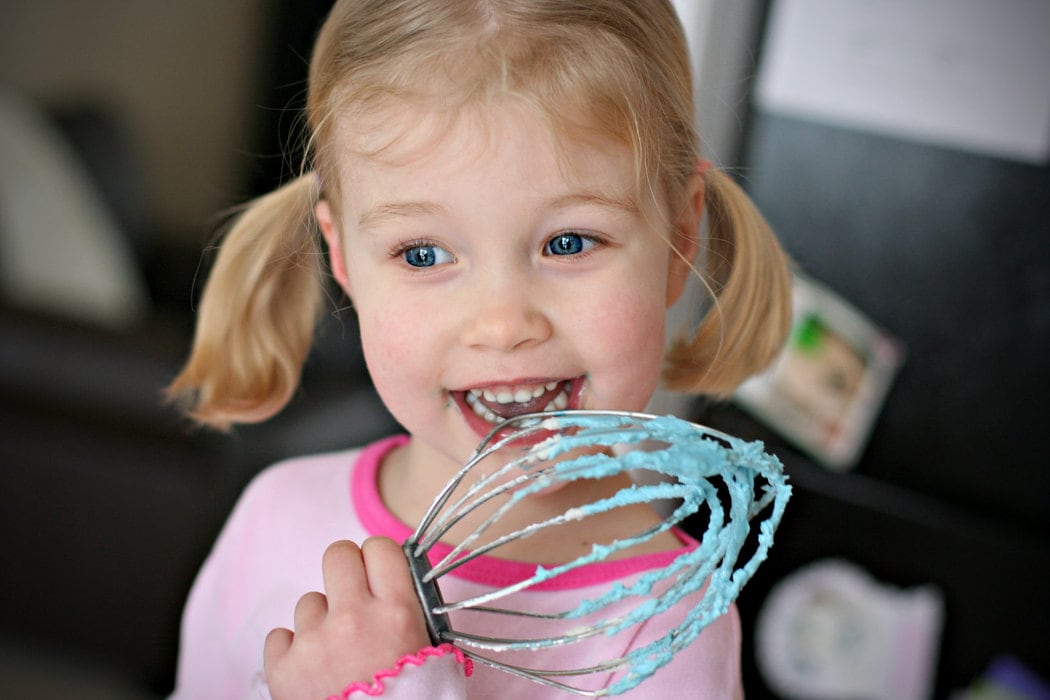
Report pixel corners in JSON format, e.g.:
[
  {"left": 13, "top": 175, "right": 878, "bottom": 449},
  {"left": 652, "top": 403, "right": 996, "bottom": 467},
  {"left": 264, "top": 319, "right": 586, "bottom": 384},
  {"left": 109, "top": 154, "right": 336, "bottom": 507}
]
[{"left": 403, "top": 410, "right": 790, "bottom": 696}]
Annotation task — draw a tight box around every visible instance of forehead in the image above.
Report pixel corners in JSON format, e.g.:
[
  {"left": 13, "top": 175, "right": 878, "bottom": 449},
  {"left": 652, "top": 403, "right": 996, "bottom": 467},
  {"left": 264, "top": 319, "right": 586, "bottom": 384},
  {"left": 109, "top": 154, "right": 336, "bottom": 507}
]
[{"left": 331, "top": 98, "right": 643, "bottom": 211}]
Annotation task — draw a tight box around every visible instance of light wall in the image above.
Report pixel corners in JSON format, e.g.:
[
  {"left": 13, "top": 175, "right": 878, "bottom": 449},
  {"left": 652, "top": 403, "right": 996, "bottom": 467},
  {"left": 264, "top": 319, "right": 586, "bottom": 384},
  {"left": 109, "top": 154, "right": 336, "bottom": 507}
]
[{"left": 0, "top": 0, "right": 268, "bottom": 241}]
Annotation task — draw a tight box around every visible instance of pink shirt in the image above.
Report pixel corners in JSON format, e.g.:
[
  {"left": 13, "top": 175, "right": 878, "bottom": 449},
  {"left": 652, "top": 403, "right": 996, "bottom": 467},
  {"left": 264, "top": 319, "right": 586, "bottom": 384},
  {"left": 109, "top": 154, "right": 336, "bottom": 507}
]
[{"left": 170, "top": 436, "right": 743, "bottom": 699}]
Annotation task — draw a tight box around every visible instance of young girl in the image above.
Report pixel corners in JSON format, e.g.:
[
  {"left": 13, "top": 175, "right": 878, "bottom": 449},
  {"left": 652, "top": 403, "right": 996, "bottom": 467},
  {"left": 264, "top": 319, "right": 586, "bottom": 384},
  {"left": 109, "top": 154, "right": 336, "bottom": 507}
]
[{"left": 168, "top": 1, "right": 791, "bottom": 698}]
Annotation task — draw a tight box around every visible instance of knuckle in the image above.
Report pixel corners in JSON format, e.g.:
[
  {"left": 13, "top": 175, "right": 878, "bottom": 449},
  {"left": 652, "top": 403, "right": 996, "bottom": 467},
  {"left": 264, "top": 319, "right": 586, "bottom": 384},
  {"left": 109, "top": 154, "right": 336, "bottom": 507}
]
[
  {"left": 294, "top": 590, "right": 327, "bottom": 616},
  {"left": 362, "top": 535, "right": 397, "bottom": 552},
  {"left": 385, "top": 601, "right": 424, "bottom": 634},
  {"left": 362, "top": 535, "right": 406, "bottom": 566},
  {"left": 324, "top": 539, "right": 360, "bottom": 560},
  {"left": 264, "top": 626, "right": 290, "bottom": 649}
]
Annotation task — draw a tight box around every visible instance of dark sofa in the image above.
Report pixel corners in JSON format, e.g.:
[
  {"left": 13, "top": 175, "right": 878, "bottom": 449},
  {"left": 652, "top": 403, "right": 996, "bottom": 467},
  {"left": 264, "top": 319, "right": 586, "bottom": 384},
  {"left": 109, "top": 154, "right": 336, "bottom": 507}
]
[
  {"left": 0, "top": 301, "right": 398, "bottom": 697},
  {"left": 0, "top": 102, "right": 399, "bottom": 696}
]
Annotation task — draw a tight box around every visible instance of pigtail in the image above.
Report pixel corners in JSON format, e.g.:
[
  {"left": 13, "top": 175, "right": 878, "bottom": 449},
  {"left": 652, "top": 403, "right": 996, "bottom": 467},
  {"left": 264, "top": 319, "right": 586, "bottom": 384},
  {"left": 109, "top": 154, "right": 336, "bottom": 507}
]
[
  {"left": 166, "top": 174, "right": 325, "bottom": 429},
  {"left": 664, "top": 169, "right": 793, "bottom": 397}
]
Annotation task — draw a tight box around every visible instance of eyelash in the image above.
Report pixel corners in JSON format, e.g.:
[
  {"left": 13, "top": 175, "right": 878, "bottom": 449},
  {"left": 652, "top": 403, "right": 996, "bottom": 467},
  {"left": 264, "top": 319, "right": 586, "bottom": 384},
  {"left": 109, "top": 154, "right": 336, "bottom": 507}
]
[
  {"left": 544, "top": 231, "right": 603, "bottom": 258},
  {"left": 388, "top": 239, "right": 453, "bottom": 267},
  {"left": 388, "top": 231, "right": 606, "bottom": 269}
]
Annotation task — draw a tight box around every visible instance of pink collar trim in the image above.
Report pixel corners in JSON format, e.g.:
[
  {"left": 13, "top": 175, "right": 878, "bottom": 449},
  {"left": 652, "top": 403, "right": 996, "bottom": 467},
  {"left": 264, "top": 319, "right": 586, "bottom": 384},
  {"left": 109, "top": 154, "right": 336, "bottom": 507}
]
[{"left": 351, "top": 435, "right": 698, "bottom": 591}]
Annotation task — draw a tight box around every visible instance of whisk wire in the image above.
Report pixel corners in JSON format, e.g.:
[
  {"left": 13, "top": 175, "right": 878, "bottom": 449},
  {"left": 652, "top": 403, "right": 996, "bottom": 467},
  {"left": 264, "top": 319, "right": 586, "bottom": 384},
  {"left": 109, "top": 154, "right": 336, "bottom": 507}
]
[
  {"left": 433, "top": 485, "right": 697, "bottom": 615},
  {"left": 402, "top": 410, "right": 790, "bottom": 696},
  {"left": 437, "top": 546, "right": 718, "bottom": 651},
  {"left": 427, "top": 475, "right": 697, "bottom": 588}
]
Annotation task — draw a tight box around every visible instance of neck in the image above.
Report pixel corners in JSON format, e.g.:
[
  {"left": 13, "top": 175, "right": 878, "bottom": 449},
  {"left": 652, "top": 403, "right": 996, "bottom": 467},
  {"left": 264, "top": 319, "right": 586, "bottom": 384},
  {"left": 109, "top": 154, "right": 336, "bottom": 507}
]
[{"left": 377, "top": 438, "right": 460, "bottom": 536}]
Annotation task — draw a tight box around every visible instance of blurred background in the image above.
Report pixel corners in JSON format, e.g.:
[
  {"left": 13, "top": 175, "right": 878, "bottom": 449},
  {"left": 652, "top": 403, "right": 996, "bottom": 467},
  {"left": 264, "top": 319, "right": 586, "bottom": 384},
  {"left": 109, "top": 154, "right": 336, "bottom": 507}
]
[{"left": 0, "top": 1, "right": 1046, "bottom": 698}]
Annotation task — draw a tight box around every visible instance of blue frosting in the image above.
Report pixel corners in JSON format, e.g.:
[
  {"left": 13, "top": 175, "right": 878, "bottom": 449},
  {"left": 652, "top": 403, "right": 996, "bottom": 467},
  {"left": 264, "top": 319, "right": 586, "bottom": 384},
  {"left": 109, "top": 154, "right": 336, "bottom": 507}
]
[{"left": 406, "top": 411, "right": 791, "bottom": 695}]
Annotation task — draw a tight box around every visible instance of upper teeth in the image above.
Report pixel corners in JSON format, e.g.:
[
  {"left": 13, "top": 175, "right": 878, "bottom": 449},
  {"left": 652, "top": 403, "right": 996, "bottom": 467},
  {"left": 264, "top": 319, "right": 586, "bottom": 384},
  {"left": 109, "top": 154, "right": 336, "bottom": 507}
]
[
  {"left": 464, "top": 381, "right": 569, "bottom": 424},
  {"left": 471, "top": 381, "right": 560, "bottom": 404}
]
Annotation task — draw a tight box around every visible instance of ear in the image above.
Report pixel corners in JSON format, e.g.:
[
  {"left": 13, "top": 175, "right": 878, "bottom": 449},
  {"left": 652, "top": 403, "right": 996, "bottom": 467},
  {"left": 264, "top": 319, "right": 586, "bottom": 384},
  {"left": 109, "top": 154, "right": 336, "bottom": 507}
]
[
  {"left": 316, "top": 200, "right": 352, "bottom": 296},
  {"left": 665, "top": 171, "right": 704, "bottom": 307}
]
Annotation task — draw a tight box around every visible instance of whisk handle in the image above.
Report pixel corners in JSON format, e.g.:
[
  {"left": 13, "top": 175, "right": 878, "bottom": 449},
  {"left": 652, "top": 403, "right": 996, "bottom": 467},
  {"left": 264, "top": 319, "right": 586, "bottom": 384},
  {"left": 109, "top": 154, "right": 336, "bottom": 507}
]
[{"left": 403, "top": 541, "right": 453, "bottom": 646}]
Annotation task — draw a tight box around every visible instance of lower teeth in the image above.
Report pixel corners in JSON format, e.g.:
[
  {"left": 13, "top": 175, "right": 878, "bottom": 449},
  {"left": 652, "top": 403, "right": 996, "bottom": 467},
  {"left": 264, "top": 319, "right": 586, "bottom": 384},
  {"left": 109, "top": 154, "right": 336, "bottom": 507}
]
[{"left": 465, "top": 386, "right": 569, "bottom": 424}]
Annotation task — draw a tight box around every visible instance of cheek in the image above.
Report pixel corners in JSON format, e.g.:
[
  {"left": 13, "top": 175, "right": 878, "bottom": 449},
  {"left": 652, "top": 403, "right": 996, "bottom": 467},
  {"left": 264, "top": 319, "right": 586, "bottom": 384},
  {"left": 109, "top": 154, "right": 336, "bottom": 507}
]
[
  {"left": 346, "top": 264, "right": 420, "bottom": 383},
  {"left": 576, "top": 288, "right": 668, "bottom": 404},
  {"left": 591, "top": 299, "right": 665, "bottom": 353},
  {"left": 356, "top": 306, "right": 422, "bottom": 397}
]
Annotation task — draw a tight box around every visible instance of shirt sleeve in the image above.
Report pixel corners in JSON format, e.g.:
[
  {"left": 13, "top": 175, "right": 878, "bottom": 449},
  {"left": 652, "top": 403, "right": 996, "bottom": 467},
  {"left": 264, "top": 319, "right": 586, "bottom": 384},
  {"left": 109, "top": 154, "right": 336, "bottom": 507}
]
[
  {"left": 167, "top": 470, "right": 286, "bottom": 700},
  {"left": 169, "top": 451, "right": 368, "bottom": 700},
  {"left": 332, "top": 644, "right": 472, "bottom": 699}
]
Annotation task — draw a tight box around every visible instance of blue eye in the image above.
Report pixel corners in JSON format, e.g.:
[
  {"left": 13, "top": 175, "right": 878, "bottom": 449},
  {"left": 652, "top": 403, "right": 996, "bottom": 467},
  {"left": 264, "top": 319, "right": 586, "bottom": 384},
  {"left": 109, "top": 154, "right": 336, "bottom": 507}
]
[
  {"left": 403, "top": 243, "right": 453, "bottom": 268},
  {"left": 546, "top": 233, "right": 595, "bottom": 256}
]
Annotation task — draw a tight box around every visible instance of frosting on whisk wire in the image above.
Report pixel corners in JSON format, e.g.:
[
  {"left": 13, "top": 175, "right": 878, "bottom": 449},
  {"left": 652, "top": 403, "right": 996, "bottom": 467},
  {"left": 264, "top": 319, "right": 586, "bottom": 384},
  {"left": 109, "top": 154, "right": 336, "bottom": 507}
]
[{"left": 404, "top": 410, "right": 791, "bottom": 696}]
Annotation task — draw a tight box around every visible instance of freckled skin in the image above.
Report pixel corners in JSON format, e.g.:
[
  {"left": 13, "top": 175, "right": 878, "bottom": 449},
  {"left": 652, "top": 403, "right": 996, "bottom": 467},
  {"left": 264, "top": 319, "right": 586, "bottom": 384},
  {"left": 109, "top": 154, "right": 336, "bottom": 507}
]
[
  {"left": 316, "top": 99, "right": 700, "bottom": 530},
  {"left": 269, "top": 100, "right": 706, "bottom": 698}
]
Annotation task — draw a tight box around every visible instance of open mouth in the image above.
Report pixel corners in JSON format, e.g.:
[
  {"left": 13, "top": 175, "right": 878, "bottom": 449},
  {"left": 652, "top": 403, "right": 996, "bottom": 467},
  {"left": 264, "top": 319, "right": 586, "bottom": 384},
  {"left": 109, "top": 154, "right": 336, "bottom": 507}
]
[{"left": 459, "top": 379, "right": 575, "bottom": 426}]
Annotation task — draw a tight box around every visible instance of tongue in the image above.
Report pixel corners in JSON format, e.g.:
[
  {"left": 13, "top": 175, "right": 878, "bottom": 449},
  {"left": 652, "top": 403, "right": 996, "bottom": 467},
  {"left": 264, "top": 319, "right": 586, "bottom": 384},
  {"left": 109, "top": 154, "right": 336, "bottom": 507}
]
[{"left": 480, "top": 385, "right": 565, "bottom": 419}]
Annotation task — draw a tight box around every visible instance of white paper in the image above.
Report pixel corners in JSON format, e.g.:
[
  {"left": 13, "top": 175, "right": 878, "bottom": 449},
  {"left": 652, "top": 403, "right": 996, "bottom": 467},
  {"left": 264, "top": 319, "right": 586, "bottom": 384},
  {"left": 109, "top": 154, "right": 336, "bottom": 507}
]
[{"left": 754, "top": 0, "right": 1050, "bottom": 164}]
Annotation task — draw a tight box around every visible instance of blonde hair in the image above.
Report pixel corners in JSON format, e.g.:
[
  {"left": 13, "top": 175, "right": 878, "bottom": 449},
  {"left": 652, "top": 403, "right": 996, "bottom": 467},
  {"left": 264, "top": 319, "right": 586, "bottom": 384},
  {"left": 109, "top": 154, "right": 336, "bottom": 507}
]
[
  {"left": 168, "top": 0, "right": 791, "bottom": 428},
  {"left": 664, "top": 169, "right": 791, "bottom": 396}
]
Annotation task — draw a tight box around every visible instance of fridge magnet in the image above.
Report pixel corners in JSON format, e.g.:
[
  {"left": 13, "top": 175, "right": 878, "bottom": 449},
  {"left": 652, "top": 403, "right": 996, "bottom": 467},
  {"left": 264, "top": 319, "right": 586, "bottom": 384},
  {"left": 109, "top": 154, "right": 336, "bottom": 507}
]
[
  {"left": 755, "top": 558, "right": 944, "bottom": 700},
  {"left": 734, "top": 273, "right": 904, "bottom": 470}
]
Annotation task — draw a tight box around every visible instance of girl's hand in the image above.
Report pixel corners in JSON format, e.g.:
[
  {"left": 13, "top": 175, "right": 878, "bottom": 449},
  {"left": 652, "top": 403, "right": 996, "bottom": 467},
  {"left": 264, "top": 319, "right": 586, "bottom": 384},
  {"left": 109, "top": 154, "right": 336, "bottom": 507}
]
[{"left": 263, "top": 537, "right": 431, "bottom": 700}]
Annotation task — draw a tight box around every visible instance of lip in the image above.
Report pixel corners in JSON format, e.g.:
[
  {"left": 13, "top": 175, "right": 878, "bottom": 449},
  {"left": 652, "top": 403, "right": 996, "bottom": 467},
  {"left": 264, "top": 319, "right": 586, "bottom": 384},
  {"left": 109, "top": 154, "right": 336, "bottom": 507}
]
[{"left": 450, "top": 376, "right": 586, "bottom": 442}]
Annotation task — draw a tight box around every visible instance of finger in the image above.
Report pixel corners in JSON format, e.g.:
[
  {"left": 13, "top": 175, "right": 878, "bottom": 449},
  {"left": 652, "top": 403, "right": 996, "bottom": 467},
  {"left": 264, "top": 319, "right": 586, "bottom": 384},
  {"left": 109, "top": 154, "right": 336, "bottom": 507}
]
[
  {"left": 361, "top": 537, "right": 429, "bottom": 644},
  {"left": 360, "top": 536, "right": 418, "bottom": 601},
  {"left": 321, "top": 539, "right": 368, "bottom": 606},
  {"left": 293, "top": 590, "right": 328, "bottom": 631},
  {"left": 263, "top": 626, "right": 293, "bottom": 673}
]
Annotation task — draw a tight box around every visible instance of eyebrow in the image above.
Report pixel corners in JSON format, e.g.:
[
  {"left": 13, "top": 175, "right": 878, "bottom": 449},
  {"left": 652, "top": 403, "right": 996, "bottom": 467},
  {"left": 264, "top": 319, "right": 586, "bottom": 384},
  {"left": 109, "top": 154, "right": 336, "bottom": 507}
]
[
  {"left": 357, "top": 189, "right": 640, "bottom": 230},
  {"left": 358, "top": 201, "right": 448, "bottom": 230},
  {"left": 547, "top": 190, "right": 641, "bottom": 216}
]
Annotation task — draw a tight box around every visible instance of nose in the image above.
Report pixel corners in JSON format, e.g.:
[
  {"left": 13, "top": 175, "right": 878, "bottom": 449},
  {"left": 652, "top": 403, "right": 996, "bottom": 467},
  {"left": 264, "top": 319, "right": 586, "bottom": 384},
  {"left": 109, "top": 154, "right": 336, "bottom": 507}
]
[{"left": 459, "top": 274, "right": 553, "bottom": 352}]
